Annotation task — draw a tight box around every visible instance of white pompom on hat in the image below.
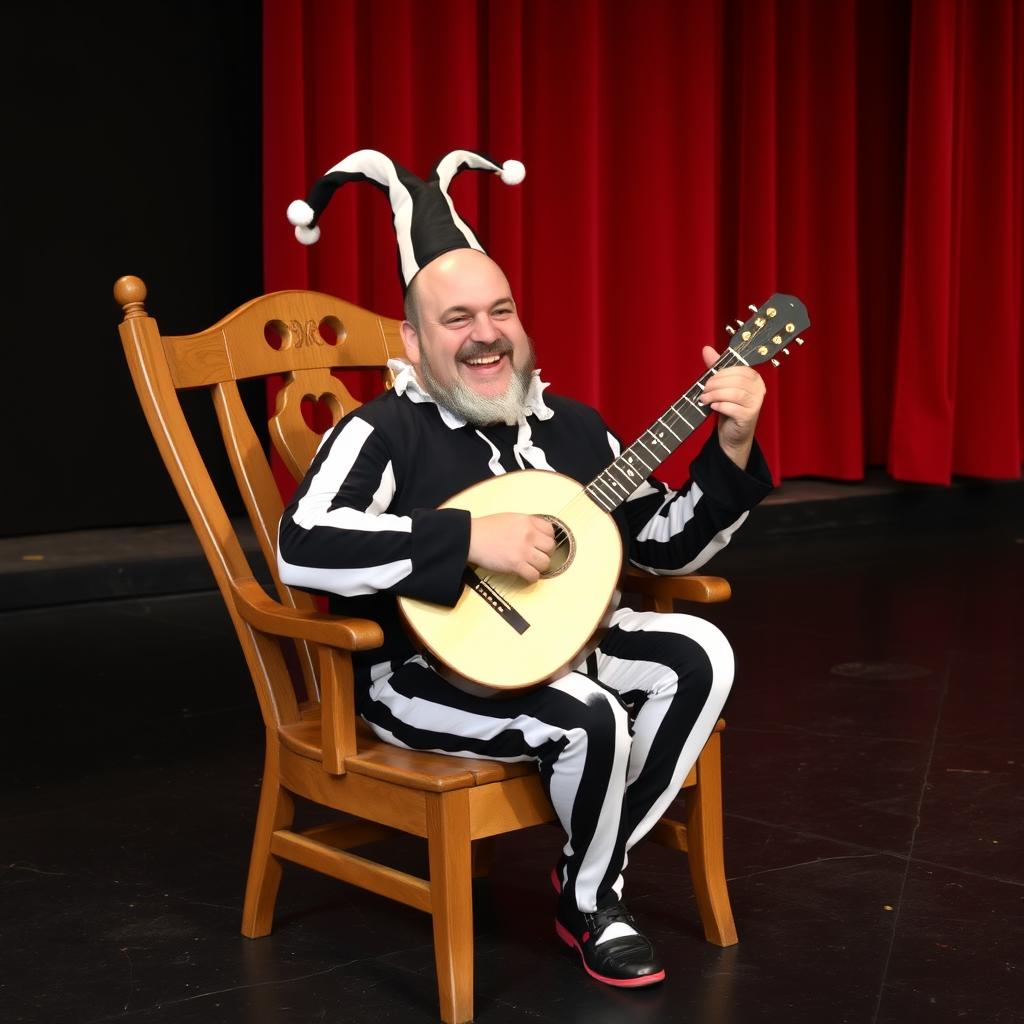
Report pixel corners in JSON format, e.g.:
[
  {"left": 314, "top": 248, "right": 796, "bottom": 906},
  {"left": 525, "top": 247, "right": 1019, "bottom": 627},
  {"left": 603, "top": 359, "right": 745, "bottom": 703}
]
[
  {"left": 286, "top": 149, "right": 525, "bottom": 291},
  {"left": 498, "top": 159, "right": 526, "bottom": 185}
]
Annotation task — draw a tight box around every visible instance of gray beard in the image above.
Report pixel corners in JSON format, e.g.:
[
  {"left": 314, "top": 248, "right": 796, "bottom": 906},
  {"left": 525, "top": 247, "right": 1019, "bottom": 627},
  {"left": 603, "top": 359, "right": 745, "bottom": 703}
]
[{"left": 419, "top": 344, "right": 536, "bottom": 427}]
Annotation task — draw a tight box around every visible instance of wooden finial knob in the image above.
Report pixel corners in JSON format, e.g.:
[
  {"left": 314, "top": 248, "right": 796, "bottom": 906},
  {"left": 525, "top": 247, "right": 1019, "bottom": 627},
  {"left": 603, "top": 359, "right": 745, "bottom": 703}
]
[{"left": 114, "top": 275, "right": 148, "bottom": 318}]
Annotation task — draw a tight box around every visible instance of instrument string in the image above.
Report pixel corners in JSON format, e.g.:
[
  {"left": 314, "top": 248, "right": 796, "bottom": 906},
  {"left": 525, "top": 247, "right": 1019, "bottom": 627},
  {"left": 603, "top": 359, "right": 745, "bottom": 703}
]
[
  {"left": 473, "top": 351, "right": 742, "bottom": 599},
  {"left": 476, "top": 489, "right": 588, "bottom": 599}
]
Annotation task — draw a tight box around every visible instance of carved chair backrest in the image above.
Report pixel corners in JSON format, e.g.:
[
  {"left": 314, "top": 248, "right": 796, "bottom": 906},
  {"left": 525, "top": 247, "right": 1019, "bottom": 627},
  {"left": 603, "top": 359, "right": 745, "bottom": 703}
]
[{"left": 116, "top": 277, "right": 404, "bottom": 724}]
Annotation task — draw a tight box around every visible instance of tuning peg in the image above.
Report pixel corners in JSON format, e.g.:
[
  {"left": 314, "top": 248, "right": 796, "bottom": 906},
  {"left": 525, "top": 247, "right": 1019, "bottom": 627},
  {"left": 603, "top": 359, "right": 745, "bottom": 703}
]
[
  {"left": 736, "top": 319, "right": 745, "bottom": 327},
  {"left": 782, "top": 347, "right": 790, "bottom": 356},
  {"left": 748, "top": 304, "right": 759, "bottom": 313},
  {"left": 771, "top": 358, "right": 780, "bottom": 367},
  {"left": 795, "top": 337, "right": 805, "bottom": 345},
  {"left": 725, "top": 325, "right": 736, "bottom": 335}
]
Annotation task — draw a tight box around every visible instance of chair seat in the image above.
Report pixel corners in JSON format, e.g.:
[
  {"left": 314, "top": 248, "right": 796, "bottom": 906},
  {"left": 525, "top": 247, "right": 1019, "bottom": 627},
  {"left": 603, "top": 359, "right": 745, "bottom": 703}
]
[{"left": 279, "top": 719, "right": 539, "bottom": 791}]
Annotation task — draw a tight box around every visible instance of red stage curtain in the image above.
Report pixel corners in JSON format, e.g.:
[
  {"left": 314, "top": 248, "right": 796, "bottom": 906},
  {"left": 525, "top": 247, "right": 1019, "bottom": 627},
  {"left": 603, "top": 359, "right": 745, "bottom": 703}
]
[
  {"left": 263, "top": 0, "right": 1022, "bottom": 488},
  {"left": 891, "top": 0, "right": 1023, "bottom": 482}
]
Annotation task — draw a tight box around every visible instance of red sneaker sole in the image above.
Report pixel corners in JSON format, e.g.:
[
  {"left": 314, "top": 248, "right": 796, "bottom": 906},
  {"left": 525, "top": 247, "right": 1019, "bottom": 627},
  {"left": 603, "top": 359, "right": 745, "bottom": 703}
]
[{"left": 555, "top": 920, "right": 666, "bottom": 988}]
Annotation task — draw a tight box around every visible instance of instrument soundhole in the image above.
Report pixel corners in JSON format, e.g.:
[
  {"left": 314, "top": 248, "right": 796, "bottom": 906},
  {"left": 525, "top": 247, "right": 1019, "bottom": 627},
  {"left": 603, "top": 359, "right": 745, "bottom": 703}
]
[{"left": 539, "top": 515, "right": 575, "bottom": 578}]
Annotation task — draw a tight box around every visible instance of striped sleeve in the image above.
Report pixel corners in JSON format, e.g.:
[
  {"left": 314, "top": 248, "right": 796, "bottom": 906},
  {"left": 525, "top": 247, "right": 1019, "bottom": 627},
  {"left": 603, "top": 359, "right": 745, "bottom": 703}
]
[
  {"left": 277, "top": 413, "right": 470, "bottom": 607},
  {"left": 621, "top": 432, "right": 772, "bottom": 575}
]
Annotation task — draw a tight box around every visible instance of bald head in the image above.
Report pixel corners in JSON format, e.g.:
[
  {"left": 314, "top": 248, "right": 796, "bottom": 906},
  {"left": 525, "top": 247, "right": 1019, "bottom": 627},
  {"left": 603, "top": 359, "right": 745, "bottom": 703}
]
[{"left": 405, "top": 249, "right": 513, "bottom": 326}]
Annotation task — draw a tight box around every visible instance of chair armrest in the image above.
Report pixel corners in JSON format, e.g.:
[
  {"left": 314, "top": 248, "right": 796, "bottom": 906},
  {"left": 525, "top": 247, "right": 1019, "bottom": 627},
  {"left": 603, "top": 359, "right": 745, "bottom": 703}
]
[
  {"left": 231, "top": 577, "right": 382, "bottom": 775},
  {"left": 620, "top": 568, "right": 731, "bottom": 604},
  {"left": 230, "top": 577, "right": 385, "bottom": 650}
]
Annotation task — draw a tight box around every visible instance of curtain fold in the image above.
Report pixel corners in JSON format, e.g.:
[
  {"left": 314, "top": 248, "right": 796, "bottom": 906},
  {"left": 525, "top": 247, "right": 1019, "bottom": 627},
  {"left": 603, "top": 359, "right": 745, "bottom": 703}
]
[
  {"left": 264, "top": 0, "right": 1023, "bottom": 487},
  {"left": 891, "top": 0, "right": 1022, "bottom": 482}
]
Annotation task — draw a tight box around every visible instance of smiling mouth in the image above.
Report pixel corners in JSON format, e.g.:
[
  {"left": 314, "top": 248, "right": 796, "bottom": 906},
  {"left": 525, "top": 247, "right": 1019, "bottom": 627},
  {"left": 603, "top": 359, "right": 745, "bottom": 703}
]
[
  {"left": 463, "top": 353, "right": 504, "bottom": 367},
  {"left": 459, "top": 338, "right": 513, "bottom": 368}
]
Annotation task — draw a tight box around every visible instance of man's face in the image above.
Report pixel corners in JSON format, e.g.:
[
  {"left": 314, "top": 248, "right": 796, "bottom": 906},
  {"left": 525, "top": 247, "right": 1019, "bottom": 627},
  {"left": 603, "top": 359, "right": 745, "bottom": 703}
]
[{"left": 400, "top": 249, "right": 535, "bottom": 425}]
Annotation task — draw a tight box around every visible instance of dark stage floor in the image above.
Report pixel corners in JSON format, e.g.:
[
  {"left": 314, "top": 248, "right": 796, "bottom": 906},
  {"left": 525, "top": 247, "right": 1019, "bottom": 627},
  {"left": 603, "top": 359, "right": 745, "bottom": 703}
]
[{"left": 2, "top": 479, "right": 1022, "bottom": 1023}]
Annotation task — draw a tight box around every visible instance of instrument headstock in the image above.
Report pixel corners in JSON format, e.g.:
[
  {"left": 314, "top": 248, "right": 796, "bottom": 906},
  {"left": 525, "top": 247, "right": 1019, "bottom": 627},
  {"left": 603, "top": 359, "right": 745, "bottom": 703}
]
[{"left": 725, "top": 294, "right": 810, "bottom": 368}]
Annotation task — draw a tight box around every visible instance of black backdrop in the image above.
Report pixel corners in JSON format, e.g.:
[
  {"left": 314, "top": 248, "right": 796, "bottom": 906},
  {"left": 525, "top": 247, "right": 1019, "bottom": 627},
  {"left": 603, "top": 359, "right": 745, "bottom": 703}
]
[{"left": 5, "top": 1, "right": 263, "bottom": 537}]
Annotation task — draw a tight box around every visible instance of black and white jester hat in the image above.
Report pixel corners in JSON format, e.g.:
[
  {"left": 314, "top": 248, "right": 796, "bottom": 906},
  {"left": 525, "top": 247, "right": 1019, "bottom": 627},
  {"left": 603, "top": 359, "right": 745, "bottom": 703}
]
[{"left": 286, "top": 148, "right": 526, "bottom": 292}]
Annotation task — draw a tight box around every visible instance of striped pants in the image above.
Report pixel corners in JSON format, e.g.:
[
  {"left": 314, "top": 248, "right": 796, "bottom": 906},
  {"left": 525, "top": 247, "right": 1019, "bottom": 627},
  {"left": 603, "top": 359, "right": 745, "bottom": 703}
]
[{"left": 356, "top": 607, "right": 734, "bottom": 914}]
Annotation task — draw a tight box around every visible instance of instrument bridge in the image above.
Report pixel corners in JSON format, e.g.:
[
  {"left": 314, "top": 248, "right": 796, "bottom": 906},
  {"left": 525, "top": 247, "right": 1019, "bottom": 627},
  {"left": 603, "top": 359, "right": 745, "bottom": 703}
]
[{"left": 463, "top": 568, "right": 530, "bottom": 635}]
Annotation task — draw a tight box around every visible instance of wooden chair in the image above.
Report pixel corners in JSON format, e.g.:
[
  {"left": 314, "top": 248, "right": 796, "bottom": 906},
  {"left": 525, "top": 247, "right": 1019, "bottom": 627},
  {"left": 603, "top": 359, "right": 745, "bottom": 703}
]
[{"left": 114, "top": 276, "right": 739, "bottom": 1024}]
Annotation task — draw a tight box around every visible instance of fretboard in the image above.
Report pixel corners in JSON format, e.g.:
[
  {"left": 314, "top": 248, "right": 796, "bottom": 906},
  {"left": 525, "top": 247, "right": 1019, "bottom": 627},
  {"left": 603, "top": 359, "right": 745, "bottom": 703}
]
[{"left": 584, "top": 352, "right": 743, "bottom": 513}]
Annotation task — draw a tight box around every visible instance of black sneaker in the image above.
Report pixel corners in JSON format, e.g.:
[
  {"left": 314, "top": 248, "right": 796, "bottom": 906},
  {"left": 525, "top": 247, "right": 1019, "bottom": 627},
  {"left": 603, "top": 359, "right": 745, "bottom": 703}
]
[{"left": 555, "top": 892, "right": 666, "bottom": 988}]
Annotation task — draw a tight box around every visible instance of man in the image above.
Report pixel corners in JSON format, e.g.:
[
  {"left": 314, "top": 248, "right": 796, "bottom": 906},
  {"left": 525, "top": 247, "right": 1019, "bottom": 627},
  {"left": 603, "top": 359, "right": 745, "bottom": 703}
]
[{"left": 279, "top": 150, "right": 771, "bottom": 988}]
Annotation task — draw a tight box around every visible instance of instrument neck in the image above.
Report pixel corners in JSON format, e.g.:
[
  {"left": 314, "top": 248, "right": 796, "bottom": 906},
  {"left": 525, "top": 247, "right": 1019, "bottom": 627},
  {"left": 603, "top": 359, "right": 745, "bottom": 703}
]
[{"left": 583, "top": 350, "right": 746, "bottom": 512}]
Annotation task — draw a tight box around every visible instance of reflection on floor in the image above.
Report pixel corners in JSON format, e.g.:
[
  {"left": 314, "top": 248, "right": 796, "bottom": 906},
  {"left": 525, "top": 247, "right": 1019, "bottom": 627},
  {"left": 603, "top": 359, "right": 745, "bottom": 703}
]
[{"left": 2, "top": 480, "right": 1021, "bottom": 1023}]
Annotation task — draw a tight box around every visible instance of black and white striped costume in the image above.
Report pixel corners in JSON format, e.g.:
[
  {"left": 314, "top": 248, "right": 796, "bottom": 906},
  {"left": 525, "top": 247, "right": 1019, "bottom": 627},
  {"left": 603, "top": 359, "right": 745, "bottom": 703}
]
[{"left": 278, "top": 362, "right": 771, "bottom": 914}]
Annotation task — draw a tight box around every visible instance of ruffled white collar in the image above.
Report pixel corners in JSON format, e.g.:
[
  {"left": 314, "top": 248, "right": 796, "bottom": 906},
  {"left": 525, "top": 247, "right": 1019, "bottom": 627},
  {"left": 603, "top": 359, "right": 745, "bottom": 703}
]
[{"left": 387, "top": 358, "right": 554, "bottom": 430}]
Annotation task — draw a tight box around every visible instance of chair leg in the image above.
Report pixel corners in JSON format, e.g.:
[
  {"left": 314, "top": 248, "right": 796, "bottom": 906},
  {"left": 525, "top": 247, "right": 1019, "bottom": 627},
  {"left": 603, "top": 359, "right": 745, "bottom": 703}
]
[
  {"left": 471, "top": 836, "right": 496, "bottom": 879},
  {"left": 426, "top": 790, "right": 474, "bottom": 1024},
  {"left": 686, "top": 730, "right": 738, "bottom": 946},
  {"left": 242, "top": 738, "right": 294, "bottom": 939}
]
